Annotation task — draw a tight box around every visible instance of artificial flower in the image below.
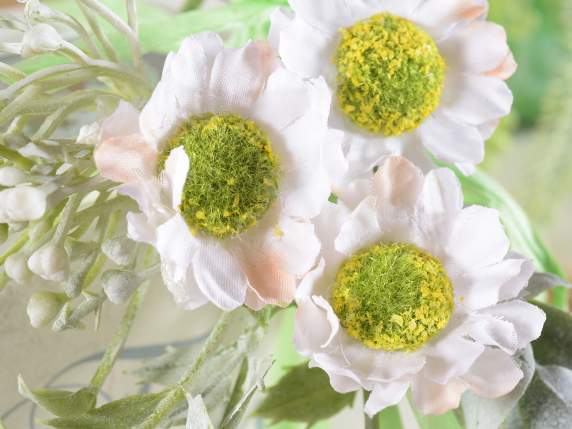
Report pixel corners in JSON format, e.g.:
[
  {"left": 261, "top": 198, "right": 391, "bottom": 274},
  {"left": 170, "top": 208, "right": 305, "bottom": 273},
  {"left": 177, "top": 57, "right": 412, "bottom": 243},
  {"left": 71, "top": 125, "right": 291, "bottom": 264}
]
[
  {"left": 94, "top": 32, "right": 334, "bottom": 311},
  {"left": 295, "top": 156, "right": 544, "bottom": 416},
  {"left": 0, "top": 186, "right": 47, "bottom": 223},
  {"left": 270, "top": 0, "right": 515, "bottom": 176}
]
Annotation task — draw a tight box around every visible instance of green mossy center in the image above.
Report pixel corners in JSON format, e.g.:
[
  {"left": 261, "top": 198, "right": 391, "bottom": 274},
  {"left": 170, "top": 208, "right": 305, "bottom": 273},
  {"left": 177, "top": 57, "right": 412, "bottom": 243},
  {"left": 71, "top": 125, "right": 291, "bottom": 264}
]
[
  {"left": 164, "top": 113, "right": 280, "bottom": 239},
  {"left": 331, "top": 242, "right": 454, "bottom": 352},
  {"left": 335, "top": 13, "right": 446, "bottom": 136}
]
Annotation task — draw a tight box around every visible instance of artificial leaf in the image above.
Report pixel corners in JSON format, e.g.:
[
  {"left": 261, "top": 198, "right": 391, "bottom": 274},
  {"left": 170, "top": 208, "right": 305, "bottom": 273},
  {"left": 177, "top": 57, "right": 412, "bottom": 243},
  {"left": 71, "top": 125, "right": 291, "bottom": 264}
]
[
  {"left": 254, "top": 363, "right": 356, "bottom": 426},
  {"left": 519, "top": 272, "right": 572, "bottom": 300},
  {"left": 531, "top": 302, "right": 572, "bottom": 370},
  {"left": 186, "top": 395, "right": 214, "bottom": 429},
  {"left": 516, "top": 365, "right": 572, "bottom": 428},
  {"left": 460, "top": 346, "right": 535, "bottom": 429},
  {"left": 18, "top": 375, "right": 97, "bottom": 418},
  {"left": 44, "top": 391, "right": 167, "bottom": 429}
]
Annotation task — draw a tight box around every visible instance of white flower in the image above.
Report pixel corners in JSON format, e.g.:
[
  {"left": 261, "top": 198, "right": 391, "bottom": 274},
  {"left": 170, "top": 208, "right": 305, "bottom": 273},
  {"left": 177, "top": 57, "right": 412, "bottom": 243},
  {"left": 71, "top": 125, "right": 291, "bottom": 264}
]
[
  {"left": 0, "top": 186, "right": 47, "bottom": 223},
  {"left": 5, "top": 254, "right": 33, "bottom": 285},
  {"left": 269, "top": 0, "right": 516, "bottom": 177},
  {"left": 21, "top": 23, "right": 65, "bottom": 58},
  {"left": 0, "top": 167, "right": 29, "bottom": 187},
  {"left": 28, "top": 244, "right": 70, "bottom": 282},
  {"left": 95, "top": 33, "right": 335, "bottom": 311},
  {"left": 295, "top": 156, "right": 544, "bottom": 416},
  {"left": 26, "top": 291, "right": 66, "bottom": 328}
]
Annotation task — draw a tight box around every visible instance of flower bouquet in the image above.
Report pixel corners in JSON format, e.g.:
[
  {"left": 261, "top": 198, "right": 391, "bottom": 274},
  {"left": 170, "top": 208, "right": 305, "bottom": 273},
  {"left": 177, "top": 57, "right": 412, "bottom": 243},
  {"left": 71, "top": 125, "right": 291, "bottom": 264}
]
[{"left": 0, "top": 0, "right": 570, "bottom": 428}]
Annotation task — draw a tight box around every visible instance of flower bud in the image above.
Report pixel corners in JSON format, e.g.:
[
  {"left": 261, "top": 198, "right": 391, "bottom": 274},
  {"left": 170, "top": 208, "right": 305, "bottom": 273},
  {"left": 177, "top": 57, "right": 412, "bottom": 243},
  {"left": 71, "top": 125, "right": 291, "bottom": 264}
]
[
  {"left": 0, "top": 187, "right": 47, "bottom": 223},
  {"left": 0, "top": 167, "right": 28, "bottom": 187},
  {"left": 102, "top": 237, "right": 136, "bottom": 266},
  {"left": 21, "top": 24, "right": 65, "bottom": 58},
  {"left": 24, "top": 0, "right": 58, "bottom": 22},
  {"left": 77, "top": 123, "right": 101, "bottom": 146},
  {"left": 102, "top": 270, "right": 140, "bottom": 304},
  {"left": 5, "top": 254, "right": 33, "bottom": 285},
  {"left": 28, "top": 245, "right": 70, "bottom": 283},
  {"left": 26, "top": 291, "right": 66, "bottom": 328}
]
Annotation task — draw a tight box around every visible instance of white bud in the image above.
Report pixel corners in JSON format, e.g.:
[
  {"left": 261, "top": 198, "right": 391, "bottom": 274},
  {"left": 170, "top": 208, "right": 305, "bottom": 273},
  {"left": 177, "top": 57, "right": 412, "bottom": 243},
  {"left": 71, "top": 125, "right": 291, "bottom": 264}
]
[
  {"left": 21, "top": 24, "right": 65, "bottom": 58},
  {"left": 24, "top": 0, "right": 58, "bottom": 22},
  {"left": 77, "top": 122, "right": 101, "bottom": 146},
  {"left": 0, "top": 187, "right": 47, "bottom": 223},
  {"left": 28, "top": 245, "right": 70, "bottom": 282},
  {"left": 102, "top": 237, "right": 136, "bottom": 266},
  {"left": 102, "top": 270, "right": 140, "bottom": 304},
  {"left": 0, "top": 167, "right": 29, "bottom": 187},
  {"left": 27, "top": 291, "right": 66, "bottom": 328},
  {"left": 5, "top": 254, "right": 33, "bottom": 285}
]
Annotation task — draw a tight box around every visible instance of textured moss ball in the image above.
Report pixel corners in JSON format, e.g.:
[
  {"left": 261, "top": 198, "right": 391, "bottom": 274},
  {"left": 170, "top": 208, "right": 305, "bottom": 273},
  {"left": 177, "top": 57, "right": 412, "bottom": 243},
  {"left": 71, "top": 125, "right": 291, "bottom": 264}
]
[
  {"left": 335, "top": 13, "right": 446, "bottom": 136},
  {"left": 331, "top": 242, "right": 454, "bottom": 351},
  {"left": 164, "top": 113, "right": 280, "bottom": 239}
]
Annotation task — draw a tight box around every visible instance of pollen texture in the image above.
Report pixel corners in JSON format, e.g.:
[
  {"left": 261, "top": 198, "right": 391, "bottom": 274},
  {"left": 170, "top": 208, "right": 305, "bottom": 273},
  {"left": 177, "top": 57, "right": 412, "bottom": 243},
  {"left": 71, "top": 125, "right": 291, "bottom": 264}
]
[
  {"left": 164, "top": 113, "right": 280, "bottom": 239},
  {"left": 335, "top": 13, "right": 446, "bottom": 136},
  {"left": 331, "top": 242, "right": 454, "bottom": 351}
]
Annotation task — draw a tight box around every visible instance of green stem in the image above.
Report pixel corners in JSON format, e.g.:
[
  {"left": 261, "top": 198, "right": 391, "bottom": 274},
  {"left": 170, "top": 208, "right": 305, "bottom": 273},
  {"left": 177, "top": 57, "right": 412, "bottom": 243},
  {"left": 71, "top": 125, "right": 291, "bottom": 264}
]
[
  {"left": 365, "top": 413, "right": 378, "bottom": 429},
  {"left": 136, "top": 310, "right": 236, "bottom": 429},
  {"left": 0, "top": 231, "right": 29, "bottom": 265},
  {"left": 0, "top": 143, "right": 35, "bottom": 170},
  {"left": 89, "top": 285, "right": 146, "bottom": 390}
]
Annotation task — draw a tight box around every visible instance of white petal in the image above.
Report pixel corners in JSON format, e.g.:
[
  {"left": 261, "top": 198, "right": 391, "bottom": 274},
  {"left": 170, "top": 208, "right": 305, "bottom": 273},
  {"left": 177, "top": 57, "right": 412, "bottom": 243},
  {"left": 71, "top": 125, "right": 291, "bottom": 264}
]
[
  {"left": 277, "top": 16, "right": 334, "bottom": 78},
  {"left": 268, "top": 217, "right": 321, "bottom": 276},
  {"left": 162, "top": 146, "right": 190, "bottom": 210},
  {"left": 419, "top": 168, "right": 463, "bottom": 228},
  {"left": 100, "top": 101, "right": 140, "bottom": 140},
  {"left": 294, "top": 295, "right": 339, "bottom": 354},
  {"left": 251, "top": 67, "right": 310, "bottom": 130},
  {"left": 417, "top": 111, "right": 484, "bottom": 166},
  {"left": 192, "top": 242, "right": 249, "bottom": 311},
  {"left": 462, "top": 348, "right": 523, "bottom": 398},
  {"left": 207, "top": 41, "right": 275, "bottom": 114},
  {"left": 373, "top": 156, "right": 424, "bottom": 210},
  {"left": 478, "top": 301, "right": 545, "bottom": 349},
  {"left": 499, "top": 258, "right": 535, "bottom": 301},
  {"left": 156, "top": 215, "right": 199, "bottom": 285},
  {"left": 439, "top": 21, "right": 510, "bottom": 75},
  {"left": 126, "top": 212, "right": 156, "bottom": 245},
  {"left": 296, "top": 258, "right": 326, "bottom": 301},
  {"left": 364, "top": 382, "right": 410, "bottom": 417},
  {"left": 334, "top": 196, "right": 380, "bottom": 256},
  {"left": 467, "top": 314, "right": 519, "bottom": 354},
  {"left": 328, "top": 372, "right": 362, "bottom": 394},
  {"left": 453, "top": 259, "right": 534, "bottom": 311},
  {"left": 441, "top": 73, "right": 513, "bottom": 126},
  {"left": 268, "top": 7, "right": 293, "bottom": 49},
  {"left": 412, "top": 376, "right": 467, "bottom": 415},
  {"left": 445, "top": 205, "right": 510, "bottom": 273},
  {"left": 139, "top": 79, "right": 180, "bottom": 151},
  {"left": 414, "top": 0, "right": 488, "bottom": 36},
  {"left": 289, "top": 0, "right": 353, "bottom": 32},
  {"left": 424, "top": 333, "right": 485, "bottom": 384}
]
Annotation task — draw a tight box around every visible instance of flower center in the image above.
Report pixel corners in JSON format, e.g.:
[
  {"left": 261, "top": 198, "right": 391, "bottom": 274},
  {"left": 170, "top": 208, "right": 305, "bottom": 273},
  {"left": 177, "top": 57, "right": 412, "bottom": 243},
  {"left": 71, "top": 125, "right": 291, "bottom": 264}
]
[
  {"left": 335, "top": 13, "right": 446, "bottom": 136},
  {"left": 331, "top": 242, "right": 454, "bottom": 351},
  {"left": 165, "top": 113, "right": 280, "bottom": 239}
]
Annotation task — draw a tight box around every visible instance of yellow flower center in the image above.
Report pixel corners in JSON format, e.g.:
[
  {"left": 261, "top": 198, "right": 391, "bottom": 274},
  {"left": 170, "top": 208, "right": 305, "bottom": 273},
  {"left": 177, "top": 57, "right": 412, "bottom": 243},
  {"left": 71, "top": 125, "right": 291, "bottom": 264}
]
[
  {"left": 163, "top": 113, "right": 280, "bottom": 239},
  {"left": 331, "top": 242, "right": 454, "bottom": 351},
  {"left": 335, "top": 13, "right": 446, "bottom": 136}
]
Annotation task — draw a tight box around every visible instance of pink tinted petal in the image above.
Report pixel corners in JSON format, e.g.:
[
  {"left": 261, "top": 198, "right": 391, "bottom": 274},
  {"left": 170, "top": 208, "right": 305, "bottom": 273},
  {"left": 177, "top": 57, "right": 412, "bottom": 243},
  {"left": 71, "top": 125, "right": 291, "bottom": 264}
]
[
  {"left": 94, "top": 134, "right": 158, "bottom": 184},
  {"left": 372, "top": 156, "right": 424, "bottom": 210},
  {"left": 101, "top": 101, "right": 140, "bottom": 140},
  {"left": 364, "top": 382, "right": 410, "bottom": 417},
  {"left": 483, "top": 52, "right": 518, "bottom": 80},
  {"left": 412, "top": 376, "right": 467, "bottom": 415}
]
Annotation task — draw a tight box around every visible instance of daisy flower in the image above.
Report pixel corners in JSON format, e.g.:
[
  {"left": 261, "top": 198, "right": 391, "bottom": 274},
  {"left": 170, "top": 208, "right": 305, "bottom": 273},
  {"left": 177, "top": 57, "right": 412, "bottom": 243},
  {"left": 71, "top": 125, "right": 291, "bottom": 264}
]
[
  {"left": 294, "top": 156, "right": 544, "bottom": 416},
  {"left": 269, "top": 0, "right": 516, "bottom": 176},
  {"left": 94, "top": 33, "right": 333, "bottom": 311}
]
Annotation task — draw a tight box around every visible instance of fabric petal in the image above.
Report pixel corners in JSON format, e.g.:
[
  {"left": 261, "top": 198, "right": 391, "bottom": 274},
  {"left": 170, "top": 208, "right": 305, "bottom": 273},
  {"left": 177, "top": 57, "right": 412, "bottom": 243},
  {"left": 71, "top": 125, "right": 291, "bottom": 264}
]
[
  {"left": 441, "top": 73, "right": 513, "bottom": 126},
  {"left": 462, "top": 348, "right": 523, "bottom": 398},
  {"left": 372, "top": 156, "right": 424, "bottom": 210},
  {"left": 334, "top": 196, "right": 381, "bottom": 256},
  {"left": 412, "top": 376, "right": 467, "bottom": 415},
  {"left": 417, "top": 111, "right": 484, "bottom": 166},
  {"left": 101, "top": 101, "right": 141, "bottom": 140},
  {"left": 295, "top": 296, "right": 339, "bottom": 354},
  {"left": 364, "top": 382, "right": 410, "bottom": 417},
  {"left": 192, "top": 242, "right": 249, "bottom": 310},
  {"left": 445, "top": 205, "right": 510, "bottom": 273},
  {"left": 289, "top": 0, "right": 354, "bottom": 32},
  {"left": 139, "top": 79, "right": 180, "bottom": 150},
  {"left": 161, "top": 146, "right": 190, "bottom": 210},
  {"left": 126, "top": 212, "right": 156, "bottom": 245},
  {"left": 415, "top": 0, "right": 488, "bottom": 36}
]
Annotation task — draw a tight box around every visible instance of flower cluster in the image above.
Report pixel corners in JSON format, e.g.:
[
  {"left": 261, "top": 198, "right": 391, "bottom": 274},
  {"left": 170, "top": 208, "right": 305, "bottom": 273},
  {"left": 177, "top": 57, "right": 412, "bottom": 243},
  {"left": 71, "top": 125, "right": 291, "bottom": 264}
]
[
  {"left": 88, "top": 0, "right": 543, "bottom": 418},
  {"left": 0, "top": 0, "right": 550, "bottom": 424}
]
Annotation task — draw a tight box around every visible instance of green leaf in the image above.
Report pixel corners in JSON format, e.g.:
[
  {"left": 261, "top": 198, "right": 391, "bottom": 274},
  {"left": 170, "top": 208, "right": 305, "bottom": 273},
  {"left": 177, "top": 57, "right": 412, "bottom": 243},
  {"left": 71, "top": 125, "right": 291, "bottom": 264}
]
[
  {"left": 44, "top": 392, "right": 168, "bottom": 429},
  {"left": 532, "top": 302, "right": 572, "bottom": 370},
  {"left": 516, "top": 365, "right": 572, "bottom": 428},
  {"left": 254, "top": 363, "right": 356, "bottom": 426},
  {"left": 185, "top": 395, "right": 214, "bottom": 429},
  {"left": 459, "top": 346, "right": 535, "bottom": 429},
  {"left": 18, "top": 375, "right": 97, "bottom": 418}
]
